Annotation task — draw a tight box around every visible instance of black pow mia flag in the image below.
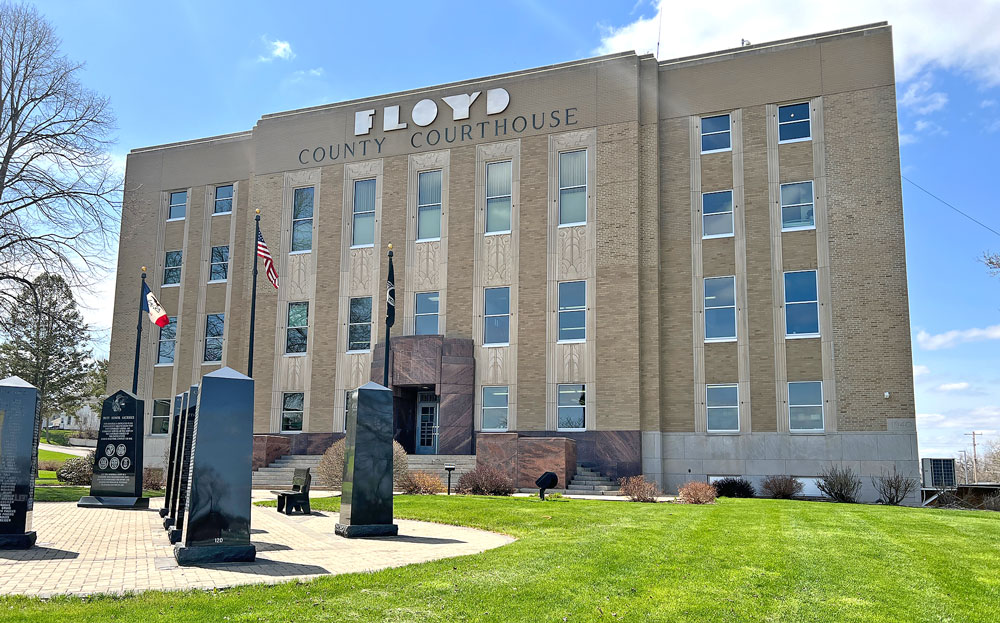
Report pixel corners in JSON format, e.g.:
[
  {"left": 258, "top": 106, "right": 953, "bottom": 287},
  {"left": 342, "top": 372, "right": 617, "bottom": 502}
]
[{"left": 385, "top": 252, "right": 395, "bottom": 328}]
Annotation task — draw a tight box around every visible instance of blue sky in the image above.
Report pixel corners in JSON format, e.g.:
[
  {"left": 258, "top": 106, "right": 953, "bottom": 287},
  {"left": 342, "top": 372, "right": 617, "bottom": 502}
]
[{"left": 34, "top": 1, "right": 1000, "bottom": 460}]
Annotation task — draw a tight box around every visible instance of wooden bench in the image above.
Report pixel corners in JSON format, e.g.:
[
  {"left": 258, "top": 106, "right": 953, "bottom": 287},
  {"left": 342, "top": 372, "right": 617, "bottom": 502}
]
[{"left": 270, "top": 468, "right": 312, "bottom": 515}]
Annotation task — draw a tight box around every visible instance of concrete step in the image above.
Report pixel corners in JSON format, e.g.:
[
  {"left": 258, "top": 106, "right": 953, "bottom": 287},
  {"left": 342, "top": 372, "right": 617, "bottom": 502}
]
[{"left": 567, "top": 484, "right": 615, "bottom": 492}]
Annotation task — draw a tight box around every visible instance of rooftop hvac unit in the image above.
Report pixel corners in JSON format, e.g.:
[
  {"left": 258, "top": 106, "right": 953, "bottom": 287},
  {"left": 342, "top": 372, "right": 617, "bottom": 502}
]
[{"left": 922, "top": 458, "right": 957, "bottom": 489}]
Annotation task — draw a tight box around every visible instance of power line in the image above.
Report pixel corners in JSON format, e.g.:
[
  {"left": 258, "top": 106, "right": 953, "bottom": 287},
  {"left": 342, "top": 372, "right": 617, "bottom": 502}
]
[{"left": 902, "top": 175, "right": 1000, "bottom": 238}]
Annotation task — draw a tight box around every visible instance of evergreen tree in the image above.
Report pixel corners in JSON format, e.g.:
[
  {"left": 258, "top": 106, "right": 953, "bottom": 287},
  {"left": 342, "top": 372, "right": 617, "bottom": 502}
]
[{"left": 0, "top": 273, "right": 92, "bottom": 441}]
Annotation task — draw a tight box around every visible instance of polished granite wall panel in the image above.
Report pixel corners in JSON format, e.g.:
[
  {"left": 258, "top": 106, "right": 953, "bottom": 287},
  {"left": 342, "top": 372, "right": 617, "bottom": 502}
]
[
  {"left": 475, "top": 433, "right": 519, "bottom": 483},
  {"left": 516, "top": 438, "right": 577, "bottom": 489},
  {"left": 517, "top": 430, "right": 640, "bottom": 480},
  {"left": 251, "top": 434, "right": 291, "bottom": 470},
  {"left": 288, "top": 432, "right": 344, "bottom": 456}
]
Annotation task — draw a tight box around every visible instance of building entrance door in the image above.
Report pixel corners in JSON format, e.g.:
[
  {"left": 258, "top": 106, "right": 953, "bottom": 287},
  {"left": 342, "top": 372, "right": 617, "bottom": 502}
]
[{"left": 416, "top": 392, "right": 438, "bottom": 455}]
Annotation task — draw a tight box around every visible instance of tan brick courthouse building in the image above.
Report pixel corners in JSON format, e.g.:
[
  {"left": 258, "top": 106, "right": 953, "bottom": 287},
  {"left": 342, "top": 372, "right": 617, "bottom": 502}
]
[{"left": 109, "top": 23, "right": 919, "bottom": 499}]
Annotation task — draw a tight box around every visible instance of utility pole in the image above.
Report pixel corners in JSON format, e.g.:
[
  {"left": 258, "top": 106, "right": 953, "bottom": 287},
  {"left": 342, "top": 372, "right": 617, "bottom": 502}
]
[
  {"left": 958, "top": 450, "right": 969, "bottom": 484},
  {"left": 965, "top": 432, "right": 980, "bottom": 483}
]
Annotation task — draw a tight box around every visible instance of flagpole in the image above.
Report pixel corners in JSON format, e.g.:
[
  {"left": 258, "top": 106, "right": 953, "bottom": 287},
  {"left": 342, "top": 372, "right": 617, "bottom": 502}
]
[
  {"left": 248, "top": 209, "right": 261, "bottom": 378},
  {"left": 132, "top": 267, "right": 146, "bottom": 394},
  {"left": 383, "top": 244, "right": 393, "bottom": 388}
]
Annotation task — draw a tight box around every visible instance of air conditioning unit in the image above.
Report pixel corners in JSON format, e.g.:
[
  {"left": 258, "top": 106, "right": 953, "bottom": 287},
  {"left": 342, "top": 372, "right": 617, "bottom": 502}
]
[{"left": 922, "top": 458, "right": 957, "bottom": 489}]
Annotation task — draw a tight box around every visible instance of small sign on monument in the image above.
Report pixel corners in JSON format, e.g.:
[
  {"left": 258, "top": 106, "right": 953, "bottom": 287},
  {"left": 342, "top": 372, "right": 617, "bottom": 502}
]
[{"left": 78, "top": 389, "right": 149, "bottom": 509}]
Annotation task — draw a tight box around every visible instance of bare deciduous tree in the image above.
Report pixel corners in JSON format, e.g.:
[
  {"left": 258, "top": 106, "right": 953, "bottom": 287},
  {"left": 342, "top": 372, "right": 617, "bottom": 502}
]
[
  {"left": 0, "top": 2, "right": 120, "bottom": 330},
  {"left": 985, "top": 251, "right": 1000, "bottom": 277}
]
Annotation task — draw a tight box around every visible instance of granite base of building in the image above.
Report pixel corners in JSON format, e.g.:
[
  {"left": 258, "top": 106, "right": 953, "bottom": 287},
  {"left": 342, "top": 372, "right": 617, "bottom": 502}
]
[
  {"left": 77, "top": 496, "right": 151, "bottom": 509},
  {"left": 173, "top": 544, "right": 257, "bottom": 565},
  {"left": 335, "top": 523, "right": 399, "bottom": 538},
  {"left": 0, "top": 532, "right": 36, "bottom": 550}
]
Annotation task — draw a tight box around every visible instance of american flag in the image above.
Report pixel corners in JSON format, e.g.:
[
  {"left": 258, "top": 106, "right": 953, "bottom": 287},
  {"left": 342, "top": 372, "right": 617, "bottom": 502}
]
[{"left": 257, "top": 229, "right": 279, "bottom": 289}]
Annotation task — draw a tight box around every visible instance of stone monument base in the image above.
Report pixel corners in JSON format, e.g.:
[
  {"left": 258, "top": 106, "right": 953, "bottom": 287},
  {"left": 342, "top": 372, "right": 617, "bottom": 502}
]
[
  {"left": 0, "top": 532, "right": 36, "bottom": 550},
  {"left": 168, "top": 528, "right": 182, "bottom": 544},
  {"left": 174, "top": 544, "right": 256, "bottom": 565},
  {"left": 162, "top": 517, "right": 174, "bottom": 530},
  {"left": 335, "top": 522, "right": 398, "bottom": 538},
  {"left": 158, "top": 508, "right": 169, "bottom": 518},
  {"left": 77, "top": 496, "right": 150, "bottom": 509}
]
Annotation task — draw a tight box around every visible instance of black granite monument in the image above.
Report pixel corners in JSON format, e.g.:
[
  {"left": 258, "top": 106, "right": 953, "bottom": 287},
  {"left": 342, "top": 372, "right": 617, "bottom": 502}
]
[
  {"left": 165, "top": 386, "right": 197, "bottom": 536},
  {"left": 158, "top": 392, "right": 184, "bottom": 519},
  {"left": 174, "top": 368, "right": 256, "bottom": 565},
  {"left": 336, "top": 382, "right": 398, "bottom": 538},
  {"left": 79, "top": 389, "right": 148, "bottom": 509},
  {"left": 0, "top": 376, "right": 41, "bottom": 549}
]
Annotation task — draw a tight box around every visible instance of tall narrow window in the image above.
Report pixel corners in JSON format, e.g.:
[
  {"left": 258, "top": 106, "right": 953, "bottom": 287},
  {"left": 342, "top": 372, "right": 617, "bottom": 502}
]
[
  {"left": 291, "top": 187, "right": 314, "bottom": 252},
  {"left": 163, "top": 250, "right": 182, "bottom": 285},
  {"left": 151, "top": 399, "right": 171, "bottom": 435},
  {"left": 286, "top": 302, "right": 308, "bottom": 354},
  {"left": 348, "top": 296, "right": 372, "bottom": 351},
  {"left": 780, "top": 181, "right": 814, "bottom": 230},
  {"left": 213, "top": 184, "right": 233, "bottom": 214},
  {"left": 204, "top": 313, "right": 224, "bottom": 362},
  {"left": 352, "top": 179, "right": 376, "bottom": 246},
  {"left": 701, "top": 114, "right": 731, "bottom": 153},
  {"left": 704, "top": 276, "right": 736, "bottom": 341},
  {"left": 789, "top": 381, "right": 823, "bottom": 431},
  {"left": 168, "top": 191, "right": 186, "bottom": 220},
  {"left": 281, "top": 392, "right": 304, "bottom": 432},
  {"left": 558, "top": 281, "right": 586, "bottom": 342},
  {"left": 417, "top": 170, "right": 442, "bottom": 241},
  {"left": 778, "top": 103, "right": 811, "bottom": 142},
  {"left": 784, "top": 270, "right": 819, "bottom": 337},
  {"left": 485, "top": 160, "right": 512, "bottom": 234},
  {"left": 707, "top": 384, "right": 739, "bottom": 432},
  {"left": 484, "top": 286, "right": 510, "bottom": 345},
  {"left": 557, "top": 384, "right": 585, "bottom": 430},
  {"left": 157, "top": 317, "right": 177, "bottom": 364},
  {"left": 558, "top": 150, "right": 587, "bottom": 225},
  {"left": 702, "top": 190, "right": 734, "bottom": 238},
  {"left": 481, "top": 386, "right": 509, "bottom": 431},
  {"left": 209, "top": 245, "right": 229, "bottom": 282},
  {"left": 414, "top": 292, "right": 439, "bottom": 335}
]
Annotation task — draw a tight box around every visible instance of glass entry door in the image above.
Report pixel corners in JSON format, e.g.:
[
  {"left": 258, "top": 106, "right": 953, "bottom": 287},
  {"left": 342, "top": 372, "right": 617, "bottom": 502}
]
[{"left": 416, "top": 392, "right": 438, "bottom": 455}]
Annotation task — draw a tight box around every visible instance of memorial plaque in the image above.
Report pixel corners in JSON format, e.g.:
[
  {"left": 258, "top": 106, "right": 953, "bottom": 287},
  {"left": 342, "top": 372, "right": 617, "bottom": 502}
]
[
  {"left": 167, "top": 385, "right": 197, "bottom": 539},
  {"left": 79, "top": 390, "right": 149, "bottom": 509},
  {"left": 0, "top": 376, "right": 41, "bottom": 549},
  {"left": 159, "top": 392, "right": 184, "bottom": 518},
  {"left": 174, "top": 367, "right": 255, "bottom": 565},
  {"left": 336, "top": 382, "right": 398, "bottom": 538}
]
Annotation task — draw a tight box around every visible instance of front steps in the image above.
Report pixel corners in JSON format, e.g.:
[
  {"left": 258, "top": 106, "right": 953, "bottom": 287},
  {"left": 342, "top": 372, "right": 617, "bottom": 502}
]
[
  {"left": 518, "top": 464, "right": 622, "bottom": 496},
  {"left": 251, "top": 453, "right": 477, "bottom": 489}
]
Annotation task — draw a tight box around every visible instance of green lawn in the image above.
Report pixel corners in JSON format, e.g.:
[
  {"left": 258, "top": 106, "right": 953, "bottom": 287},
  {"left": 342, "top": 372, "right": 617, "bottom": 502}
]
[
  {"left": 38, "top": 448, "right": 77, "bottom": 463},
  {"left": 32, "top": 487, "right": 165, "bottom": 502},
  {"left": 2, "top": 496, "right": 998, "bottom": 622}
]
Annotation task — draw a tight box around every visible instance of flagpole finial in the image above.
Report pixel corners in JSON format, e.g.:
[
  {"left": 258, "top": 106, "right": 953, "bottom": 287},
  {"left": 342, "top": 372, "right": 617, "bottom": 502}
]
[
  {"left": 387, "top": 243, "right": 392, "bottom": 250},
  {"left": 255, "top": 208, "right": 260, "bottom": 215},
  {"left": 141, "top": 266, "right": 146, "bottom": 272}
]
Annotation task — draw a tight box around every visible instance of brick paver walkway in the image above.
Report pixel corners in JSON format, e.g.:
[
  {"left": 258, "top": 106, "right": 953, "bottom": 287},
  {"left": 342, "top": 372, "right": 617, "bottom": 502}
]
[{"left": 0, "top": 499, "right": 513, "bottom": 597}]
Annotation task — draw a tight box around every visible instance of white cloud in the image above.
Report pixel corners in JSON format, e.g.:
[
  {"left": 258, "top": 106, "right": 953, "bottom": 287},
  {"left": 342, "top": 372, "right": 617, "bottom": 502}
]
[
  {"left": 595, "top": 1, "right": 1000, "bottom": 86},
  {"left": 936, "top": 382, "right": 970, "bottom": 392},
  {"left": 914, "top": 118, "right": 947, "bottom": 136},
  {"left": 913, "top": 364, "right": 930, "bottom": 377},
  {"left": 982, "top": 99, "right": 997, "bottom": 108},
  {"left": 987, "top": 118, "right": 1000, "bottom": 133},
  {"left": 258, "top": 37, "right": 295, "bottom": 62},
  {"left": 899, "top": 76, "right": 948, "bottom": 114},
  {"left": 916, "top": 324, "right": 1000, "bottom": 350},
  {"left": 898, "top": 132, "right": 917, "bottom": 146}
]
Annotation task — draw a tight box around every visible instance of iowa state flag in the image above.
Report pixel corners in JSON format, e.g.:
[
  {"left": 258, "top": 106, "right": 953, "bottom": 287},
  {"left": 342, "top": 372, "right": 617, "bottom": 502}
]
[{"left": 141, "top": 281, "right": 169, "bottom": 327}]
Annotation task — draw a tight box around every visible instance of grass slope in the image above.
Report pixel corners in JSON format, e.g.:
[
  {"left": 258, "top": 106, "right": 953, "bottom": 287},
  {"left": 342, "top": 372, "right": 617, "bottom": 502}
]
[
  {"left": 2, "top": 496, "right": 998, "bottom": 622},
  {"left": 37, "top": 448, "right": 77, "bottom": 463}
]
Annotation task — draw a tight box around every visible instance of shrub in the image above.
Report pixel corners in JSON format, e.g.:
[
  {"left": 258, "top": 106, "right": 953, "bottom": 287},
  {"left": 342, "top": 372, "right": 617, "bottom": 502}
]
[
  {"left": 982, "top": 492, "right": 1000, "bottom": 512},
  {"left": 400, "top": 470, "right": 445, "bottom": 495},
  {"left": 817, "top": 464, "right": 862, "bottom": 503},
  {"left": 761, "top": 474, "right": 804, "bottom": 499},
  {"left": 43, "top": 429, "right": 73, "bottom": 446},
  {"left": 677, "top": 481, "right": 717, "bottom": 504},
  {"left": 871, "top": 466, "right": 917, "bottom": 505},
  {"left": 712, "top": 477, "right": 756, "bottom": 498},
  {"left": 316, "top": 438, "right": 408, "bottom": 489},
  {"left": 455, "top": 464, "right": 515, "bottom": 496},
  {"left": 38, "top": 459, "right": 63, "bottom": 472},
  {"left": 56, "top": 452, "right": 94, "bottom": 485},
  {"left": 618, "top": 475, "right": 661, "bottom": 502},
  {"left": 143, "top": 467, "right": 165, "bottom": 491}
]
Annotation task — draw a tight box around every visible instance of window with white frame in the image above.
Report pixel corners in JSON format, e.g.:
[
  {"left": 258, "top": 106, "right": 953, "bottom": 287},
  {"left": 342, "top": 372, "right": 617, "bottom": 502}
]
[
  {"left": 707, "top": 384, "right": 739, "bottom": 432},
  {"left": 168, "top": 191, "right": 186, "bottom": 220},
  {"left": 209, "top": 245, "right": 229, "bottom": 282},
  {"left": 204, "top": 313, "right": 224, "bottom": 362},
  {"left": 483, "top": 287, "right": 510, "bottom": 345},
  {"left": 157, "top": 317, "right": 177, "bottom": 364},
  {"left": 703, "top": 190, "right": 734, "bottom": 238},
  {"left": 784, "top": 270, "right": 819, "bottom": 336},
  {"left": 291, "top": 187, "right": 314, "bottom": 252},
  {"left": 214, "top": 184, "right": 233, "bottom": 214},
  {"left": 788, "top": 381, "right": 823, "bottom": 431},
  {"left": 558, "top": 150, "right": 587, "bottom": 225},
  {"left": 415, "top": 292, "right": 439, "bottom": 335},
  {"left": 281, "top": 392, "right": 304, "bottom": 432},
  {"left": 348, "top": 296, "right": 372, "bottom": 351},
  {"left": 557, "top": 383, "right": 585, "bottom": 430},
  {"left": 417, "top": 170, "right": 442, "bottom": 241},
  {"left": 558, "top": 281, "right": 586, "bottom": 342},
  {"left": 481, "top": 386, "right": 508, "bottom": 431},
  {"left": 778, "top": 103, "right": 811, "bottom": 142},
  {"left": 701, "top": 114, "right": 731, "bottom": 153},
  {"left": 486, "top": 160, "right": 512, "bottom": 234},
  {"left": 780, "top": 181, "right": 814, "bottom": 230},
  {"left": 286, "top": 302, "right": 308, "bottom": 354},
  {"left": 163, "top": 250, "right": 182, "bottom": 285},
  {"left": 352, "top": 179, "right": 376, "bottom": 247},
  {"left": 704, "top": 276, "right": 736, "bottom": 341},
  {"left": 151, "top": 399, "right": 170, "bottom": 435}
]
